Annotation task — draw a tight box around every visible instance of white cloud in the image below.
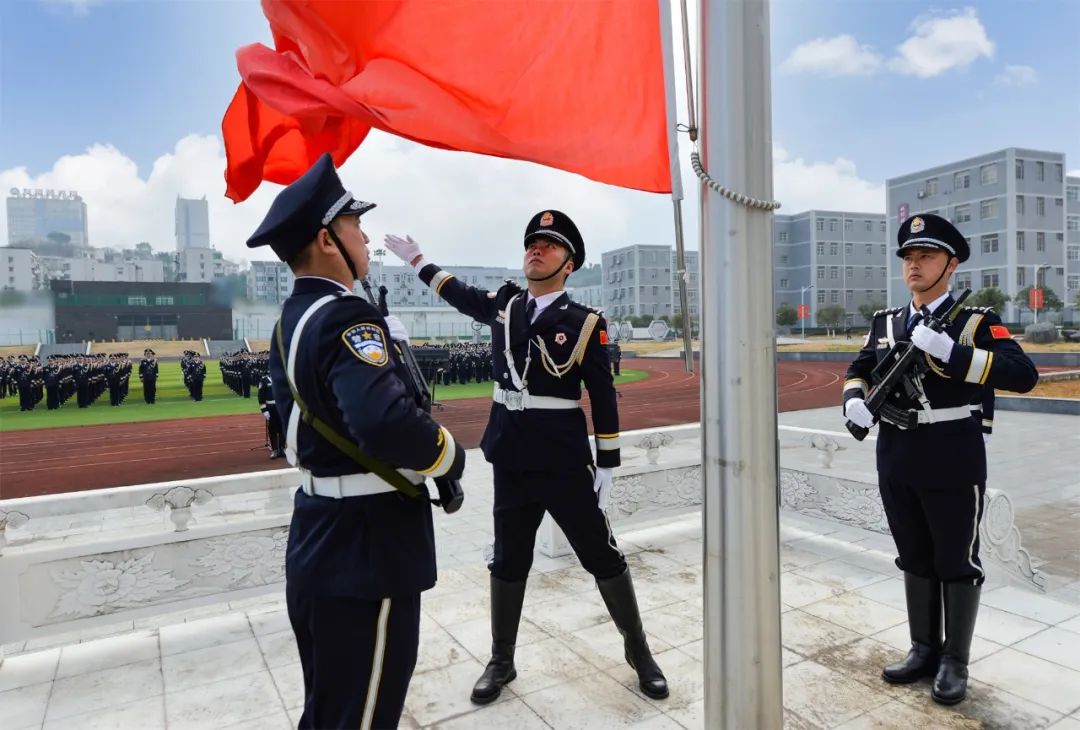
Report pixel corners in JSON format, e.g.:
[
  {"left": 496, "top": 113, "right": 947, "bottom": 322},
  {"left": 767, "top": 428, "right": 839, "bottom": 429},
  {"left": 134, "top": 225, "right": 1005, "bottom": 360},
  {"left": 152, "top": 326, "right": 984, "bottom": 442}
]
[
  {"left": 1069, "top": 169, "right": 1080, "bottom": 179},
  {"left": 994, "top": 64, "right": 1038, "bottom": 87},
  {"left": 773, "top": 148, "right": 884, "bottom": 214},
  {"left": 780, "top": 35, "right": 883, "bottom": 77},
  {"left": 887, "top": 7, "right": 994, "bottom": 78}
]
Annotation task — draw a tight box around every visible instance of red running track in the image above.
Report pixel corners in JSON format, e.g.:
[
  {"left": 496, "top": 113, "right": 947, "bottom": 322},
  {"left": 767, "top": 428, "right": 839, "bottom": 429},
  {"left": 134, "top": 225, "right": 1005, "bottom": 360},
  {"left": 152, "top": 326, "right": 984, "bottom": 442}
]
[{"left": 0, "top": 358, "right": 889, "bottom": 498}]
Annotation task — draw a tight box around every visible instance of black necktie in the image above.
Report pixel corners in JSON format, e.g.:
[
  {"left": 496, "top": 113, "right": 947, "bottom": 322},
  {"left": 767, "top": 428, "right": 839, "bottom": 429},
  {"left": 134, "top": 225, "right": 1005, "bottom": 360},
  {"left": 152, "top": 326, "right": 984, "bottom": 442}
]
[
  {"left": 525, "top": 298, "right": 537, "bottom": 323},
  {"left": 907, "top": 312, "right": 922, "bottom": 333}
]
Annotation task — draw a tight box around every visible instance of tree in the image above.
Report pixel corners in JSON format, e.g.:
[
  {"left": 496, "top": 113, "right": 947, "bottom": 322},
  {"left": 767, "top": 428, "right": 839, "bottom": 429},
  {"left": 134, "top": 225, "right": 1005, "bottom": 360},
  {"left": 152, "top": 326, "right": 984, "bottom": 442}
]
[
  {"left": 776, "top": 304, "right": 797, "bottom": 327},
  {"left": 1013, "top": 285, "right": 1063, "bottom": 313},
  {"left": 815, "top": 305, "right": 845, "bottom": 328},
  {"left": 857, "top": 301, "right": 885, "bottom": 324},
  {"left": 966, "top": 287, "right": 1009, "bottom": 313}
]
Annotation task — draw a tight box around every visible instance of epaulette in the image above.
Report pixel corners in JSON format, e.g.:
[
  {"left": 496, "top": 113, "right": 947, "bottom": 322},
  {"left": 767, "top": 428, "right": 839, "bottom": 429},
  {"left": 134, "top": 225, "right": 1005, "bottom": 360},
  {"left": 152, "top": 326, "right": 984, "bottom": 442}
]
[
  {"left": 873, "top": 306, "right": 903, "bottom": 317},
  {"left": 962, "top": 305, "right": 994, "bottom": 313}
]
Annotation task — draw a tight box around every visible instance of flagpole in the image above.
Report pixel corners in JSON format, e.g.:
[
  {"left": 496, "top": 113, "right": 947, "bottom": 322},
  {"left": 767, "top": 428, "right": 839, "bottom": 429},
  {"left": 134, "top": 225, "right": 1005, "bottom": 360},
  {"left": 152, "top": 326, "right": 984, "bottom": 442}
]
[{"left": 699, "top": 0, "right": 784, "bottom": 727}]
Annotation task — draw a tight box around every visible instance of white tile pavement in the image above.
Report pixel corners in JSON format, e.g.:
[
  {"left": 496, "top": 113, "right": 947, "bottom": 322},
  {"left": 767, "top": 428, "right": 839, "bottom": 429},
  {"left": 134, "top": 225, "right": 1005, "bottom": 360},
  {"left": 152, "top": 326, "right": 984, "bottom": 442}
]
[{"left": 2, "top": 510, "right": 1078, "bottom": 729}]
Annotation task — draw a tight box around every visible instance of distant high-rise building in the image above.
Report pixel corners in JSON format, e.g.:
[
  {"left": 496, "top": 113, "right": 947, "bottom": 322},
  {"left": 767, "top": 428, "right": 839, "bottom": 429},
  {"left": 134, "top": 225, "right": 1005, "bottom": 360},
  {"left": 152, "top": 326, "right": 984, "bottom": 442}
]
[
  {"left": 5, "top": 188, "right": 89, "bottom": 248},
  {"left": 601, "top": 244, "right": 700, "bottom": 321},
  {"left": 175, "top": 197, "right": 210, "bottom": 251},
  {"left": 247, "top": 260, "right": 295, "bottom": 304},
  {"left": 0, "top": 248, "right": 47, "bottom": 291}
]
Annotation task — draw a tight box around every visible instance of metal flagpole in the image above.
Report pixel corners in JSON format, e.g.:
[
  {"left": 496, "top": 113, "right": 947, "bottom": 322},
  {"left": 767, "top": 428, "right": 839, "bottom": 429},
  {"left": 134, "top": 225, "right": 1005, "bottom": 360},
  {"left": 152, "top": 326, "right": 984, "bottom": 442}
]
[
  {"left": 659, "top": 0, "right": 694, "bottom": 373},
  {"left": 699, "top": 0, "right": 784, "bottom": 727}
]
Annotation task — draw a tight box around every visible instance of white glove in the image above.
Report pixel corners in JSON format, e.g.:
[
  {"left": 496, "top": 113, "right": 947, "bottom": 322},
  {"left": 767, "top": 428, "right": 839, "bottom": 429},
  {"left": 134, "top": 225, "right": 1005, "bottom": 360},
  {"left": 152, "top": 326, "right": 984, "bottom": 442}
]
[
  {"left": 844, "top": 397, "right": 874, "bottom": 429},
  {"left": 593, "top": 467, "right": 614, "bottom": 513},
  {"left": 263, "top": 411, "right": 271, "bottom": 421},
  {"left": 910, "top": 324, "right": 954, "bottom": 362},
  {"left": 384, "top": 314, "right": 409, "bottom": 344},
  {"left": 383, "top": 234, "right": 423, "bottom": 266}
]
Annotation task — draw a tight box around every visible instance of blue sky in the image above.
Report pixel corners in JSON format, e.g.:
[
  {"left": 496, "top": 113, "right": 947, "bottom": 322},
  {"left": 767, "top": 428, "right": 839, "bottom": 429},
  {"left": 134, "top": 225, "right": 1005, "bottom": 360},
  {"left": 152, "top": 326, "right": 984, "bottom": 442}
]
[{"left": 1, "top": 0, "right": 1077, "bottom": 265}]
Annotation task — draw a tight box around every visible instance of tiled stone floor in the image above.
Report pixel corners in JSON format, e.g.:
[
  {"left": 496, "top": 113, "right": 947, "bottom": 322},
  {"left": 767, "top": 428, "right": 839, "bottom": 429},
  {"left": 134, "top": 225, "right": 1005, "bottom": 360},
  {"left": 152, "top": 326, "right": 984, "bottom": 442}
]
[{"left": 2, "top": 511, "right": 1079, "bottom": 729}]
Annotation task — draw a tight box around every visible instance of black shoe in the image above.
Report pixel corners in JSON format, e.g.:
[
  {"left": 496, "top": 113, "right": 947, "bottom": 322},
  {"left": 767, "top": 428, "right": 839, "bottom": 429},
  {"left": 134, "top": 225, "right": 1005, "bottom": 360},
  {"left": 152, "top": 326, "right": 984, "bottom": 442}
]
[
  {"left": 471, "top": 576, "right": 527, "bottom": 705},
  {"left": 882, "top": 573, "right": 942, "bottom": 684},
  {"left": 596, "top": 570, "right": 669, "bottom": 699},
  {"left": 932, "top": 583, "right": 981, "bottom": 705}
]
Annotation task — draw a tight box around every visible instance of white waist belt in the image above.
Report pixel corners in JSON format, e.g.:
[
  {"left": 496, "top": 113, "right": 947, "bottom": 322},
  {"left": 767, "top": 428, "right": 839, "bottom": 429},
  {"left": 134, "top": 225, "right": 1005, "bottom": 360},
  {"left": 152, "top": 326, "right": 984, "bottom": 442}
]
[
  {"left": 916, "top": 405, "right": 977, "bottom": 424},
  {"left": 299, "top": 469, "right": 399, "bottom": 499},
  {"left": 493, "top": 385, "right": 579, "bottom": 411}
]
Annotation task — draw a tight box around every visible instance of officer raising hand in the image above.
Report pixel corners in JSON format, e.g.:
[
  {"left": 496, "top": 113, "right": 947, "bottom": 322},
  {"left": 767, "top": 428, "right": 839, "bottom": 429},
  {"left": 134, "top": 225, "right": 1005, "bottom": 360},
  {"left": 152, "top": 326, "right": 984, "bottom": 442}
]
[{"left": 247, "top": 153, "right": 466, "bottom": 730}]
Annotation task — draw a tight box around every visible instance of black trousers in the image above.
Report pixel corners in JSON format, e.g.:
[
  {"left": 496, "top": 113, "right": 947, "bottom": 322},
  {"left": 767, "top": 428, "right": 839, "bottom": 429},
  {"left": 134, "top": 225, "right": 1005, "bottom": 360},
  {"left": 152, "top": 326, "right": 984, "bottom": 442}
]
[
  {"left": 879, "top": 476, "right": 986, "bottom": 585},
  {"left": 267, "top": 411, "right": 285, "bottom": 451},
  {"left": 491, "top": 464, "right": 626, "bottom": 582},
  {"left": 143, "top": 379, "right": 156, "bottom": 404},
  {"left": 287, "top": 588, "right": 421, "bottom": 730}
]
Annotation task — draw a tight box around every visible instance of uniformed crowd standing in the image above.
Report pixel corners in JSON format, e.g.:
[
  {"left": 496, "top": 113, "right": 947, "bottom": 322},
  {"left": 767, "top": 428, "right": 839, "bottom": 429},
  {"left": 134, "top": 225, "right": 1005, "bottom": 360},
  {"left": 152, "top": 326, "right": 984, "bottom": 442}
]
[
  {"left": 220, "top": 349, "right": 268, "bottom": 398},
  {"left": 2, "top": 353, "right": 134, "bottom": 411},
  {"left": 843, "top": 214, "right": 1038, "bottom": 706},
  {"left": 386, "top": 209, "right": 669, "bottom": 704},
  {"left": 180, "top": 351, "right": 207, "bottom": 401},
  {"left": 412, "top": 343, "right": 492, "bottom": 386},
  {"left": 246, "top": 154, "right": 466, "bottom": 729}
]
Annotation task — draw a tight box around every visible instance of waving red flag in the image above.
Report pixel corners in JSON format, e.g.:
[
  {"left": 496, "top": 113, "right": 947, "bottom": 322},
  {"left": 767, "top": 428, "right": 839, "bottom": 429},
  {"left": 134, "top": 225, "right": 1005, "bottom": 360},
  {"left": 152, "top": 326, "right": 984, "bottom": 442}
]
[{"left": 222, "top": 0, "right": 672, "bottom": 202}]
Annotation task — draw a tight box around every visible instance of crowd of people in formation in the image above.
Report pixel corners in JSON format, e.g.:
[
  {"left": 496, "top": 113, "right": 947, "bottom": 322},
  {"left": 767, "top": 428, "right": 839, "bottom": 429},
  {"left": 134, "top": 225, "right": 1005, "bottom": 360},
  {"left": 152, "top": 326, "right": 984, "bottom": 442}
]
[
  {"left": 180, "top": 351, "right": 207, "bottom": 401},
  {"left": 413, "top": 342, "right": 493, "bottom": 386},
  {"left": 219, "top": 349, "right": 270, "bottom": 398},
  {"left": 1, "top": 353, "right": 134, "bottom": 411}
]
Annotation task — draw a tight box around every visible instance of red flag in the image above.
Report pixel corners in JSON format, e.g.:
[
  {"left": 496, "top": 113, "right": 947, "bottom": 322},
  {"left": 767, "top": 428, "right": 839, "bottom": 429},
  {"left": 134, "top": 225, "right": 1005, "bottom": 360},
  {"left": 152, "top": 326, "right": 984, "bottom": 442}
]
[{"left": 222, "top": 0, "right": 671, "bottom": 202}]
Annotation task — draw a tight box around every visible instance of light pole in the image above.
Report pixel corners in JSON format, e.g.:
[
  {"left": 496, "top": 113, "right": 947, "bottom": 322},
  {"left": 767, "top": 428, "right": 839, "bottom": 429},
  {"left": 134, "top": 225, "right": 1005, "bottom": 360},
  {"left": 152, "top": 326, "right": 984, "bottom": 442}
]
[
  {"left": 800, "top": 284, "right": 814, "bottom": 340},
  {"left": 1032, "top": 264, "right": 1051, "bottom": 323}
]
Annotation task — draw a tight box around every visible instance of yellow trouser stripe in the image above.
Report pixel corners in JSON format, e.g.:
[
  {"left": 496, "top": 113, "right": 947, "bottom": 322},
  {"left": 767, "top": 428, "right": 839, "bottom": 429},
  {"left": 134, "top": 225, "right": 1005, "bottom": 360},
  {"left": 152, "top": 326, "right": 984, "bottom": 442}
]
[{"left": 360, "top": 598, "right": 392, "bottom": 730}]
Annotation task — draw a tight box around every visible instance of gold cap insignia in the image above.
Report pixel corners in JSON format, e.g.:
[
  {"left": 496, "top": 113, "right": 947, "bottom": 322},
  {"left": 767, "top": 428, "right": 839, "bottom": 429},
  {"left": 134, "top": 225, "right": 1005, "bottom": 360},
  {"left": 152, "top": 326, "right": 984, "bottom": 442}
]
[
  {"left": 910, "top": 216, "right": 925, "bottom": 234},
  {"left": 540, "top": 211, "right": 554, "bottom": 227}
]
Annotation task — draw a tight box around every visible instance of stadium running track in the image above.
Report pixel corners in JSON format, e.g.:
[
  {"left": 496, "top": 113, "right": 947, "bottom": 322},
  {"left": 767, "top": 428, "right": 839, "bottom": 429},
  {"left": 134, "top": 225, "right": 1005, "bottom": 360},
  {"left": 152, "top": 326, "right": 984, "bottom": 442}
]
[{"left": 0, "top": 357, "right": 1037, "bottom": 498}]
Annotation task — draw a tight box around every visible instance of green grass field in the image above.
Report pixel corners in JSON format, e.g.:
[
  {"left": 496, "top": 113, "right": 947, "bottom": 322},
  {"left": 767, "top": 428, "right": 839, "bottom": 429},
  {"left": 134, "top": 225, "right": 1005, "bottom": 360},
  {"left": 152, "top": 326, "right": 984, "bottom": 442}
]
[{"left": 0, "top": 364, "right": 649, "bottom": 433}]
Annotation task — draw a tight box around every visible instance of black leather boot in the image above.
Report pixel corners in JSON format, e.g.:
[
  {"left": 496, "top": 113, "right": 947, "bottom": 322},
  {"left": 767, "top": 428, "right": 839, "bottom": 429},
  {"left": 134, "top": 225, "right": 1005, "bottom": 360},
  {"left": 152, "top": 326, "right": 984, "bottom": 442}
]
[
  {"left": 882, "top": 573, "right": 942, "bottom": 684},
  {"left": 470, "top": 576, "right": 527, "bottom": 705},
  {"left": 932, "top": 582, "right": 981, "bottom": 705},
  {"left": 596, "top": 570, "right": 669, "bottom": 699}
]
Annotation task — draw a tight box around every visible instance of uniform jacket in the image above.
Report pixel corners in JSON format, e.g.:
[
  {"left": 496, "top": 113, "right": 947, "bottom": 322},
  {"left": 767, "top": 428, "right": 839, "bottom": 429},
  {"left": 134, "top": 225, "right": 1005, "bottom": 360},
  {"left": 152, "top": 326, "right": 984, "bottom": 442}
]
[
  {"left": 843, "top": 296, "right": 1037, "bottom": 485},
  {"left": 418, "top": 263, "right": 621, "bottom": 470},
  {"left": 269, "top": 276, "right": 465, "bottom": 599}
]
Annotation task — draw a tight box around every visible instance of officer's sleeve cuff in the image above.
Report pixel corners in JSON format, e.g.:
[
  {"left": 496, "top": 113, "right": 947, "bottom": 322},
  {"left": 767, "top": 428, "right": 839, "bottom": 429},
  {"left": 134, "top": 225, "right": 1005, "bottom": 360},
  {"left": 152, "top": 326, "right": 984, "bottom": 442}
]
[
  {"left": 419, "top": 426, "right": 457, "bottom": 477},
  {"left": 412, "top": 257, "right": 430, "bottom": 274},
  {"left": 842, "top": 378, "right": 867, "bottom": 398},
  {"left": 596, "top": 448, "right": 620, "bottom": 469}
]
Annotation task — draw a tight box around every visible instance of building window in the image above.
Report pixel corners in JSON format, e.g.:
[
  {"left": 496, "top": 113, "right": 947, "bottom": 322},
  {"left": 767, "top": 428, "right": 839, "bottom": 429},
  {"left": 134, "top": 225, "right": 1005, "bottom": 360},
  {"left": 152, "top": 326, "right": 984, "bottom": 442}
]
[
  {"left": 980, "top": 199, "right": 997, "bottom": 219},
  {"left": 845, "top": 266, "right": 853, "bottom": 279},
  {"left": 829, "top": 219, "right": 837, "bottom": 232},
  {"left": 1016, "top": 196, "right": 1025, "bottom": 216},
  {"left": 981, "top": 234, "right": 999, "bottom": 254},
  {"left": 879, "top": 267, "right": 886, "bottom": 277},
  {"left": 982, "top": 271, "right": 1000, "bottom": 288},
  {"left": 865, "top": 244, "right": 872, "bottom": 255},
  {"left": 816, "top": 219, "right": 824, "bottom": 232},
  {"left": 1017, "top": 269, "right": 1025, "bottom": 287},
  {"left": 845, "top": 242, "right": 853, "bottom": 255},
  {"left": 1067, "top": 247, "right": 1080, "bottom": 262},
  {"left": 1069, "top": 275, "right": 1080, "bottom": 291},
  {"left": 830, "top": 291, "right": 839, "bottom": 303},
  {"left": 780, "top": 278, "right": 788, "bottom": 288},
  {"left": 880, "top": 245, "right": 886, "bottom": 255},
  {"left": 1036, "top": 197, "right": 1046, "bottom": 216},
  {"left": 778, "top": 231, "right": 788, "bottom": 242},
  {"left": 953, "top": 204, "right": 971, "bottom": 223},
  {"left": 1015, "top": 160, "right": 1024, "bottom": 180},
  {"left": 954, "top": 171, "right": 970, "bottom": 189},
  {"left": 1036, "top": 232, "right": 1046, "bottom": 252},
  {"left": 817, "top": 291, "right": 825, "bottom": 304},
  {"left": 955, "top": 272, "right": 972, "bottom": 289},
  {"left": 926, "top": 178, "right": 939, "bottom": 195},
  {"left": 1055, "top": 163, "right": 1064, "bottom": 182},
  {"left": 829, "top": 242, "right": 838, "bottom": 256},
  {"left": 1068, "top": 186, "right": 1079, "bottom": 202},
  {"left": 865, "top": 220, "right": 872, "bottom": 231},
  {"left": 829, "top": 266, "right": 839, "bottom": 280},
  {"left": 980, "top": 164, "right": 998, "bottom": 185},
  {"left": 1036, "top": 161, "right": 1045, "bottom": 181},
  {"left": 127, "top": 296, "right": 147, "bottom": 306},
  {"left": 844, "top": 219, "right": 853, "bottom": 232},
  {"left": 155, "top": 296, "right": 174, "bottom": 305},
  {"left": 817, "top": 266, "right": 825, "bottom": 279},
  {"left": 816, "top": 242, "right": 824, "bottom": 256},
  {"left": 864, "top": 266, "right": 873, "bottom": 278},
  {"left": 1016, "top": 232, "right": 1025, "bottom": 251},
  {"left": 1068, "top": 216, "right": 1080, "bottom": 232},
  {"left": 880, "top": 221, "right": 886, "bottom": 233},
  {"left": 846, "top": 290, "right": 854, "bottom": 301}
]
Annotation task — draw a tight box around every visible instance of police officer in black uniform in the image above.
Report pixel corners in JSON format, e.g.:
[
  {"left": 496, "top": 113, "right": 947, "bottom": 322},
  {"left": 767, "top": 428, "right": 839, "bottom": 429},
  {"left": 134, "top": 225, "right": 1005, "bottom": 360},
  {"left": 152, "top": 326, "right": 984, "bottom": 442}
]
[
  {"left": 140, "top": 348, "right": 159, "bottom": 404},
  {"left": 385, "top": 210, "right": 669, "bottom": 704},
  {"left": 257, "top": 372, "right": 285, "bottom": 458},
  {"left": 247, "top": 153, "right": 466, "bottom": 730},
  {"left": 843, "top": 214, "right": 1038, "bottom": 705}
]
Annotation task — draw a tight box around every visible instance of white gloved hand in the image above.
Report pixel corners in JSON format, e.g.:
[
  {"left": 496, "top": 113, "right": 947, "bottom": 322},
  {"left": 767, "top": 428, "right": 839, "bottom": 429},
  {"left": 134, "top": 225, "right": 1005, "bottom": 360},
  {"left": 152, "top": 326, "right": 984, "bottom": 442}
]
[
  {"left": 910, "top": 323, "right": 954, "bottom": 362},
  {"left": 383, "top": 234, "right": 423, "bottom": 266},
  {"left": 593, "top": 467, "right": 614, "bottom": 513},
  {"left": 844, "top": 397, "right": 874, "bottom": 429},
  {"left": 263, "top": 411, "right": 271, "bottom": 421},
  {"left": 384, "top": 314, "right": 409, "bottom": 343}
]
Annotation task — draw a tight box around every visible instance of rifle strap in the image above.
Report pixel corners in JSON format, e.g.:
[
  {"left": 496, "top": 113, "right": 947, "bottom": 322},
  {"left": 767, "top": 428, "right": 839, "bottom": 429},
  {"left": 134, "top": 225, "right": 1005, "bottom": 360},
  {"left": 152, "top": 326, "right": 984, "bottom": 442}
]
[{"left": 275, "top": 306, "right": 421, "bottom": 500}]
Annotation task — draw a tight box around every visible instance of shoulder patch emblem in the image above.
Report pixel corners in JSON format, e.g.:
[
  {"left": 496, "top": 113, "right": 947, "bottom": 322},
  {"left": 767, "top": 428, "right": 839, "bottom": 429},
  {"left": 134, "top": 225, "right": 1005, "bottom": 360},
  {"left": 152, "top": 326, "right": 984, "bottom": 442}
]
[
  {"left": 599, "top": 330, "right": 609, "bottom": 345},
  {"left": 342, "top": 323, "right": 389, "bottom": 366},
  {"left": 989, "top": 325, "right": 1011, "bottom": 340},
  {"left": 554, "top": 332, "right": 568, "bottom": 345}
]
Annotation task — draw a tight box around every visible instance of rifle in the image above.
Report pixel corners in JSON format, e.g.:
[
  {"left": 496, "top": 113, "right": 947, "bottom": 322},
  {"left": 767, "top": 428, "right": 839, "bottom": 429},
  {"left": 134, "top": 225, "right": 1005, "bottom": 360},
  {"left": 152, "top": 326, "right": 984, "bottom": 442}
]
[
  {"left": 846, "top": 289, "right": 971, "bottom": 441},
  {"left": 361, "top": 278, "right": 464, "bottom": 514}
]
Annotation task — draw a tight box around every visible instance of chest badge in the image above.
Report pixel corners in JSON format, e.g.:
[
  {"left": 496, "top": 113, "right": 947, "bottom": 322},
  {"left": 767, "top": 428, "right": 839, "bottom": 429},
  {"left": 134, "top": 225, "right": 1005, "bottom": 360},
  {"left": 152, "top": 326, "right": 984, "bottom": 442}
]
[
  {"left": 342, "top": 323, "right": 388, "bottom": 367},
  {"left": 554, "top": 332, "right": 567, "bottom": 345}
]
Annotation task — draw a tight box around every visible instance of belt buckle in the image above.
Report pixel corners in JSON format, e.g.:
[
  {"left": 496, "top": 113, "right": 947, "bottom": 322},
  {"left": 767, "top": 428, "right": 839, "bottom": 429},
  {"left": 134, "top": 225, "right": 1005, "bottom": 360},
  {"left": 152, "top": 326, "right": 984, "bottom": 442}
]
[{"left": 504, "top": 390, "right": 524, "bottom": 411}]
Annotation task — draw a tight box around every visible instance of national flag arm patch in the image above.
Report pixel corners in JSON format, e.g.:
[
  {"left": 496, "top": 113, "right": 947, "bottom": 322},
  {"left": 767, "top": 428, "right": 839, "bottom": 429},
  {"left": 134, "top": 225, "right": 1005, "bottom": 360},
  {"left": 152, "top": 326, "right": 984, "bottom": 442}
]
[
  {"left": 342, "top": 323, "right": 389, "bottom": 366},
  {"left": 989, "top": 325, "right": 1011, "bottom": 340}
]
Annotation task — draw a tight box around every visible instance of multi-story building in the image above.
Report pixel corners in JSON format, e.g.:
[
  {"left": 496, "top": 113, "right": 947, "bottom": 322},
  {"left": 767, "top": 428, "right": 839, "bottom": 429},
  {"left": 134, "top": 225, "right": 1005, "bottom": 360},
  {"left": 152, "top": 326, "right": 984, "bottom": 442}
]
[
  {"left": 1, "top": 247, "right": 47, "bottom": 291},
  {"left": 178, "top": 247, "right": 217, "bottom": 283},
  {"left": 175, "top": 197, "right": 210, "bottom": 252},
  {"left": 5, "top": 188, "right": 89, "bottom": 247},
  {"left": 42, "top": 256, "right": 165, "bottom": 283},
  {"left": 1065, "top": 175, "right": 1079, "bottom": 316},
  {"left": 773, "top": 211, "right": 889, "bottom": 325},
  {"left": 247, "top": 260, "right": 295, "bottom": 304},
  {"left": 886, "top": 148, "right": 1073, "bottom": 321}
]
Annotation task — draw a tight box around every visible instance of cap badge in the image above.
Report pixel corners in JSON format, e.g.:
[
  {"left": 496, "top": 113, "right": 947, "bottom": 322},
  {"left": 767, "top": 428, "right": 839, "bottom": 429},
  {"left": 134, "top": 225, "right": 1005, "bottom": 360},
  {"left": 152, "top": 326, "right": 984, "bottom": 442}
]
[
  {"left": 540, "top": 211, "right": 554, "bottom": 227},
  {"left": 910, "top": 217, "right": 925, "bottom": 234}
]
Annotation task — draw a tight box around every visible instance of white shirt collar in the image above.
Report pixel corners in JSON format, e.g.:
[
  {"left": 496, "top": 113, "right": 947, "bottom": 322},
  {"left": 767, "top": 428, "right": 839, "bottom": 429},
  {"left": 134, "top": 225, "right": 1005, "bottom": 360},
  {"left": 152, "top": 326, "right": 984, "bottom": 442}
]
[
  {"left": 296, "top": 275, "right": 352, "bottom": 293},
  {"left": 526, "top": 290, "right": 565, "bottom": 321},
  {"left": 908, "top": 290, "right": 951, "bottom": 319}
]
